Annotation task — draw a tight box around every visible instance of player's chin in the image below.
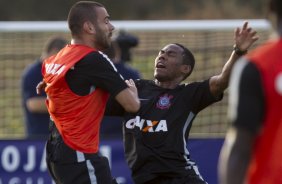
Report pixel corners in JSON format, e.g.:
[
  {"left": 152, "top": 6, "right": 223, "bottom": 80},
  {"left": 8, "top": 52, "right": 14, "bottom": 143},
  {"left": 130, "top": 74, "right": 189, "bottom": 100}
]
[
  {"left": 154, "top": 73, "right": 167, "bottom": 82},
  {"left": 154, "top": 68, "right": 166, "bottom": 76}
]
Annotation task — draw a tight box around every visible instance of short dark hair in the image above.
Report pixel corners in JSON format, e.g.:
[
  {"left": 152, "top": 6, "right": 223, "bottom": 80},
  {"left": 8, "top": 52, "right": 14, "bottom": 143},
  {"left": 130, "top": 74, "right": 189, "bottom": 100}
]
[
  {"left": 67, "top": 1, "right": 104, "bottom": 36},
  {"left": 270, "top": 0, "right": 282, "bottom": 18},
  {"left": 173, "top": 43, "right": 195, "bottom": 80}
]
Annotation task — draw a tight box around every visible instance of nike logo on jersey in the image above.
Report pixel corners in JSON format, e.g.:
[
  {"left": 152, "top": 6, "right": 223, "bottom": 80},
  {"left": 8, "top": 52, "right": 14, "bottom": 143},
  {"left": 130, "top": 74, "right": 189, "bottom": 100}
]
[{"left": 125, "top": 116, "right": 168, "bottom": 132}]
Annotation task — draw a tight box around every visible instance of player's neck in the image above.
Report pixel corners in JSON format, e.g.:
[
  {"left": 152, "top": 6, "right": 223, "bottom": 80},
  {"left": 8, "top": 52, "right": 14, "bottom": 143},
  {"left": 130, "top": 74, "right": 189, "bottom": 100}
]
[
  {"left": 154, "top": 79, "right": 181, "bottom": 89},
  {"left": 71, "top": 37, "right": 95, "bottom": 49}
]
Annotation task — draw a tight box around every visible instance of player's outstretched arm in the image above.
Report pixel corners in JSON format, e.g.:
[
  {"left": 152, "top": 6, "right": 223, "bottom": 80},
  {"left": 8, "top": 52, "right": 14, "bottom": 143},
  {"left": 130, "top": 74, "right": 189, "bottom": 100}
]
[{"left": 209, "top": 21, "right": 259, "bottom": 97}]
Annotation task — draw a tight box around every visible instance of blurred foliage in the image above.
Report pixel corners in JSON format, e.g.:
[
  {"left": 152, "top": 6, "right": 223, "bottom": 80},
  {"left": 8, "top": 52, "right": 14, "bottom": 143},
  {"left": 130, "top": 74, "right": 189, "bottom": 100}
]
[{"left": 0, "top": 0, "right": 266, "bottom": 21}]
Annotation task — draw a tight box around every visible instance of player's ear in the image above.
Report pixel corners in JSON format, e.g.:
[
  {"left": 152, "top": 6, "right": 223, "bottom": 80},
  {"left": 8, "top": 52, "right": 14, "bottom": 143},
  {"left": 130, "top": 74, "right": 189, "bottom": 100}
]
[
  {"left": 181, "top": 64, "right": 191, "bottom": 76},
  {"left": 83, "top": 21, "right": 95, "bottom": 34}
]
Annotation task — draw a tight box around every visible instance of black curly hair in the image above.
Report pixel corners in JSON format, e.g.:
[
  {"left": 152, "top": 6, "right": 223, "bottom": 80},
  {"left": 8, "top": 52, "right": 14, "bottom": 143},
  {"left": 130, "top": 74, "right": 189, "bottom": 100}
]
[{"left": 173, "top": 43, "right": 195, "bottom": 80}]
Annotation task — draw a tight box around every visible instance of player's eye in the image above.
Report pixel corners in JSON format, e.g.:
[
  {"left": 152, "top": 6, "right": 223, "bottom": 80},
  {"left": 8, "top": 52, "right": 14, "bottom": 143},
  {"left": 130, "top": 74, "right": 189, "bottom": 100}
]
[
  {"left": 159, "top": 50, "right": 165, "bottom": 55},
  {"left": 105, "top": 18, "right": 110, "bottom": 24},
  {"left": 167, "top": 51, "right": 177, "bottom": 57}
]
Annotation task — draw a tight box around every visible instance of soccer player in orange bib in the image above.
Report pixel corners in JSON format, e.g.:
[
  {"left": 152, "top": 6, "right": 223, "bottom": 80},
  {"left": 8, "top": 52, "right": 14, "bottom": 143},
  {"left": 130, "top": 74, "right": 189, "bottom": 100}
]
[{"left": 219, "top": 0, "right": 282, "bottom": 183}]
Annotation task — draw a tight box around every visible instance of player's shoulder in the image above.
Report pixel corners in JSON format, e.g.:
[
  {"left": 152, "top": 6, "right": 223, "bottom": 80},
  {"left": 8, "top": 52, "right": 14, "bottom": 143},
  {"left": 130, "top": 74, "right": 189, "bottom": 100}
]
[
  {"left": 183, "top": 79, "right": 208, "bottom": 88},
  {"left": 83, "top": 50, "right": 111, "bottom": 63},
  {"left": 233, "top": 57, "right": 260, "bottom": 79},
  {"left": 77, "top": 50, "right": 115, "bottom": 70}
]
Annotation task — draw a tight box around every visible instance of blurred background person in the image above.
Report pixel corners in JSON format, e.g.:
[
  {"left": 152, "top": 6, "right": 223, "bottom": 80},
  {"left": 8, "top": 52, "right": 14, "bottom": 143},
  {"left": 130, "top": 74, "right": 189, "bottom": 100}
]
[
  {"left": 21, "top": 36, "right": 67, "bottom": 139},
  {"left": 100, "top": 35, "right": 141, "bottom": 139},
  {"left": 116, "top": 30, "right": 139, "bottom": 63},
  {"left": 106, "top": 38, "right": 141, "bottom": 80},
  {"left": 218, "top": 0, "right": 282, "bottom": 183}
]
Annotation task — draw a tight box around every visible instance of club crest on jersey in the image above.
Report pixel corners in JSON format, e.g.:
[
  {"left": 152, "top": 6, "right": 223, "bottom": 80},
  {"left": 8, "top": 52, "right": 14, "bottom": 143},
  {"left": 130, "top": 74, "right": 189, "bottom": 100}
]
[{"left": 156, "top": 94, "right": 173, "bottom": 109}]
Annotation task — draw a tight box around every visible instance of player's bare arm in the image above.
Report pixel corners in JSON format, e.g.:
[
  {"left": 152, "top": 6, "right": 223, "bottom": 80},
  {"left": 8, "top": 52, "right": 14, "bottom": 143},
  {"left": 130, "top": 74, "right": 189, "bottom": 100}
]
[
  {"left": 209, "top": 21, "right": 259, "bottom": 97},
  {"left": 26, "top": 97, "right": 48, "bottom": 113},
  {"left": 114, "top": 79, "right": 140, "bottom": 113},
  {"left": 219, "top": 127, "right": 256, "bottom": 184}
]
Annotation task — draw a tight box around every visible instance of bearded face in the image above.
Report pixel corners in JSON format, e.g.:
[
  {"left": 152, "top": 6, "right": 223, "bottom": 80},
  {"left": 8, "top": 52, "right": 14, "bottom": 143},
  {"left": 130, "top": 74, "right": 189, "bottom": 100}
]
[
  {"left": 94, "top": 24, "right": 112, "bottom": 50},
  {"left": 92, "top": 7, "right": 114, "bottom": 50}
]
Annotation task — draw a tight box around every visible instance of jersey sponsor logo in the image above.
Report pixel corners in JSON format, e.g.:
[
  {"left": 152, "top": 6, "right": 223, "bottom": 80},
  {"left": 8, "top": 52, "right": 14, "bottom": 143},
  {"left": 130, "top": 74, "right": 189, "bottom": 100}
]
[
  {"left": 156, "top": 94, "right": 173, "bottom": 109},
  {"left": 125, "top": 116, "right": 168, "bottom": 132},
  {"left": 45, "top": 63, "right": 66, "bottom": 75},
  {"left": 275, "top": 72, "right": 282, "bottom": 95}
]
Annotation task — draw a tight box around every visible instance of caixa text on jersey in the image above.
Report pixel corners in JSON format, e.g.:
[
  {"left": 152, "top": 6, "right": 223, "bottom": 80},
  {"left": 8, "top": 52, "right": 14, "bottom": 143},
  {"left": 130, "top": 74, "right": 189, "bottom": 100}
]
[{"left": 125, "top": 116, "right": 168, "bottom": 132}]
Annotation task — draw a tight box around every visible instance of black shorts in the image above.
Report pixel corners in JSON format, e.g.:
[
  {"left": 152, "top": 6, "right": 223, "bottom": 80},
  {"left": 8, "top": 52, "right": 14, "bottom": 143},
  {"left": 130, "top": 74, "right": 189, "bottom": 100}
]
[
  {"left": 142, "top": 175, "right": 207, "bottom": 184},
  {"left": 46, "top": 122, "right": 117, "bottom": 184},
  {"left": 47, "top": 154, "right": 117, "bottom": 184}
]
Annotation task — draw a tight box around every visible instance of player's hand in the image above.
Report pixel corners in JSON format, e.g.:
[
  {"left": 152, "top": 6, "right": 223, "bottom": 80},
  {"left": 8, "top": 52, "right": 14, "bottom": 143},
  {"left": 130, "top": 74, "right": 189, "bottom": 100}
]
[
  {"left": 125, "top": 79, "right": 138, "bottom": 98},
  {"left": 36, "top": 80, "right": 47, "bottom": 94},
  {"left": 234, "top": 21, "right": 259, "bottom": 52}
]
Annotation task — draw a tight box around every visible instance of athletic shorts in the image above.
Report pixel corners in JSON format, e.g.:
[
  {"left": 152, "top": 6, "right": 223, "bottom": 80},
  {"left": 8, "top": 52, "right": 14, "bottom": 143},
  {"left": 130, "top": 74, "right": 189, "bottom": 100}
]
[
  {"left": 46, "top": 122, "right": 117, "bottom": 184},
  {"left": 141, "top": 175, "right": 207, "bottom": 184},
  {"left": 47, "top": 153, "right": 117, "bottom": 184}
]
